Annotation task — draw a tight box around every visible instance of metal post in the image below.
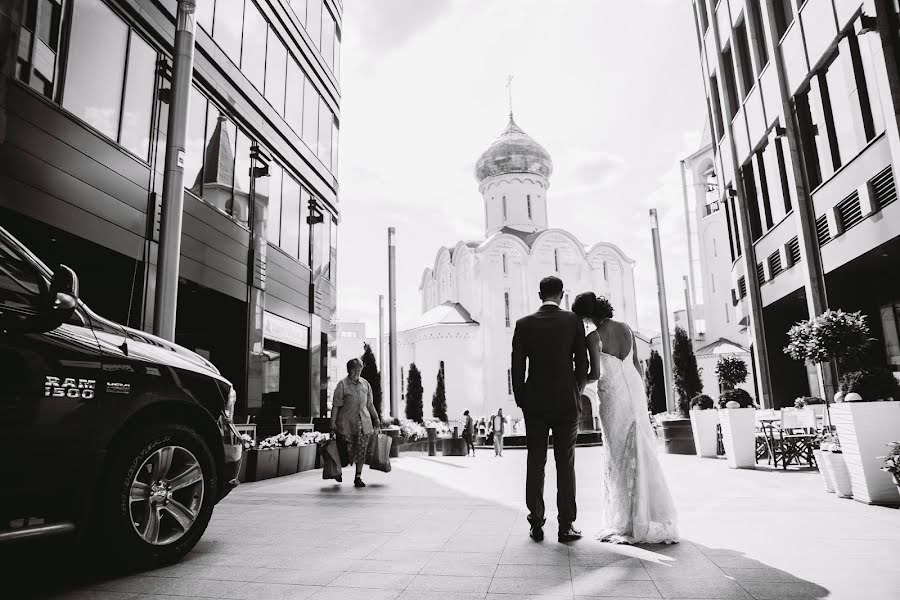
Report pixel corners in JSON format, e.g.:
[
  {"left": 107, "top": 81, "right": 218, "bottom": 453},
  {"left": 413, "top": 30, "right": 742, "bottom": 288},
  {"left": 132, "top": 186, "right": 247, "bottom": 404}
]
[
  {"left": 388, "top": 228, "right": 399, "bottom": 418},
  {"left": 378, "top": 294, "right": 385, "bottom": 414},
  {"left": 153, "top": 0, "right": 197, "bottom": 341},
  {"left": 650, "top": 209, "right": 675, "bottom": 414},
  {"left": 680, "top": 160, "right": 698, "bottom": 311},
  {"left": 683, "top": 275, "right": 696, "bottom": 344}
]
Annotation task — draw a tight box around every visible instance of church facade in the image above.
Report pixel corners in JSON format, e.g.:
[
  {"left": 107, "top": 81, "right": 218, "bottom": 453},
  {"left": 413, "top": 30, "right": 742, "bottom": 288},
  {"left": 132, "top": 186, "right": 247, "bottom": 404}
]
[{"left": 398, "top": 115, "right": 637, "bottom": 424}]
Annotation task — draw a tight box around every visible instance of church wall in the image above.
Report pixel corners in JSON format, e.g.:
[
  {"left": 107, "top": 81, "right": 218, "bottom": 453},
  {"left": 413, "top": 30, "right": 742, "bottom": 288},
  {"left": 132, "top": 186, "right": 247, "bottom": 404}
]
[{"left": 481, "top": 175, "right": 548, "bottom": 234}]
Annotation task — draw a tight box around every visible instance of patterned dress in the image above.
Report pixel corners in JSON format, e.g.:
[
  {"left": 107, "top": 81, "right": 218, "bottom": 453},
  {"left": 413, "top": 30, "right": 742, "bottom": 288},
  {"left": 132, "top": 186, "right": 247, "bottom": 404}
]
[{"left": 332, "top": 376, "right": 378, "bottom": 465}]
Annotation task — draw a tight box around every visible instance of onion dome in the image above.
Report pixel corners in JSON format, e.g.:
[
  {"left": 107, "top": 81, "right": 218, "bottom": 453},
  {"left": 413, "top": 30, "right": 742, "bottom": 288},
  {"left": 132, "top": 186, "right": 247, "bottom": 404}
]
[{"left": 474, "top": 113, "right": 553, "bottom": 185}]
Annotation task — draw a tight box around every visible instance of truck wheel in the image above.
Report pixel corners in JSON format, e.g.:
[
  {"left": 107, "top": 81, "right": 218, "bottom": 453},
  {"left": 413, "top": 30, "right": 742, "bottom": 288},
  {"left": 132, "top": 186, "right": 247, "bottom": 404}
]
[{"left": 97, "top": 423, "right": 217, "bottom": 567}]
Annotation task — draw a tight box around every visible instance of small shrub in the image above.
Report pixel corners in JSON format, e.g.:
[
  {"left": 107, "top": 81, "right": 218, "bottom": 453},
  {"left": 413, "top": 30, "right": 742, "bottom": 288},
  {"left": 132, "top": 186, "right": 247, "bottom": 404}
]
[
  {"left": 840, "top": 368, "right": 900, "bottom": 401},
  {"left": 880, "top": 441, "right": 900, "bottom": 479},
  {"left": 793, "top": 396, "right": 825, "bottom": 409},
  {"left": 716, "top": 356, "right": 748, "bottom": 390},
  {"left": 690, "top": 394, "right": 714, "bottom": 410},
  {"left": 717, "top": 388, "right": 755, "bottom": 409}
]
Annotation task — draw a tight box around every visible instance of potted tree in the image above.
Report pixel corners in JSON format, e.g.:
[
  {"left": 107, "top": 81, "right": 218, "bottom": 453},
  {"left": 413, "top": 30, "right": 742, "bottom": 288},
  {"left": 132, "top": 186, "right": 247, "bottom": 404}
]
[
  {"left": 786, "top": 310, "right": 899, "bottom": 504},
  {"left": 717, "top": 388, "right": 757, "bottom": 469},
  {"left": 660, "top": 328, "right": 701, "bottom": 455},
  {"left": 689, "top": 394, "right": 718, "bottom": 458}
]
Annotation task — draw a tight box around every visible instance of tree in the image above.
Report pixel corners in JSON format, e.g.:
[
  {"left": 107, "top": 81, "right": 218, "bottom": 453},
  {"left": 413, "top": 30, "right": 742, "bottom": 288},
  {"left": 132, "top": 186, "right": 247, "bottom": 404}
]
[
  {"left": 360, "top": 343, "right": 383, "bottom": 416},
  {"left": 715, "top": 356, "right": 748, "bottom": 391},
  {"left": 432, "top": 361, "right": 448, "bottom": 422},
  {"left": 645, "top": 350, "right": 667, "bottom": 414},
  {"left": 672, "top": 327, "right": 702, "bottom": 416},
  {"left": 405, "top": 363, "right": 424, "bottom": 423}
]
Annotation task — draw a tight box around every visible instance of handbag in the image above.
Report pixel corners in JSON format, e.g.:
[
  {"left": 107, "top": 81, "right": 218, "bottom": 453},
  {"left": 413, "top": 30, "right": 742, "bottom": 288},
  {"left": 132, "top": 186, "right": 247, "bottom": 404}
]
[
  {"left": 365, "top": 433, "right": 392, "bottom": 473},
  {"left": 322, "top": 440, "right": 342, "bottom": 480},
  {"left": 336, "top": 434, "right": 351, "bottom": 467}
]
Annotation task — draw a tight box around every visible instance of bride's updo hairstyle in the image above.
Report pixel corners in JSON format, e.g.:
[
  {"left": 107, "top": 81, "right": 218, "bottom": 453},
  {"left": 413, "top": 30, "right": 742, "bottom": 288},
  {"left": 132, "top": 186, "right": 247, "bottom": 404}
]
[{"left": 572, "top": 292, "right": 614, "bottom": 321}]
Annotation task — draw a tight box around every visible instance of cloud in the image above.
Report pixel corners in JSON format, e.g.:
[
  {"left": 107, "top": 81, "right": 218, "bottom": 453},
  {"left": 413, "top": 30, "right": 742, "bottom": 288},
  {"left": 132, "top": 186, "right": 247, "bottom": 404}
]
[{"left": 345, "top": 0, "right": 455, "bottom": 57}]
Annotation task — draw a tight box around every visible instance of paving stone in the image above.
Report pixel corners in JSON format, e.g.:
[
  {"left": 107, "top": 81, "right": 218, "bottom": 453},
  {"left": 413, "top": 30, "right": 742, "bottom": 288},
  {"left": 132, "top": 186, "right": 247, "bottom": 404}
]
[
  {"left": 307, "top": 587, "right": 401, "bottom": 600},
  {"left": 406, "top": 574, "right": 493, "bottom": 593},
  {"left": 652, "top": 578, "right": 752, "bottom": 599},
  {"left": 488, "top": 577, "right": 574, "bottom": 597},
  {"left": 494, "top": 564, "right": 572, "bottom": 579},
  {"left": 572, "top": 578, "right": 661, "bottom": 598},
  {"left": 223, "top": 582, "right": 321, "bottom": 600},
  {"left": 326, "top": 572, "right": 413, "bottom": 590},
  {"left": 252, "top": 570, "right": 342, "bottom": 586}
]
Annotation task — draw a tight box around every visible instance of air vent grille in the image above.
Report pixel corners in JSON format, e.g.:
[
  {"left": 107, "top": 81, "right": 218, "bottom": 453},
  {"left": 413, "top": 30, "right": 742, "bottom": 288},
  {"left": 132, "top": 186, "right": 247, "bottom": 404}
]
[
  {"left": 837, "top": 192, "right": 863, "bottom": 232},
  {"left": 756, "top": 262, "right": 766, "bottom": 286},
  {"left": 768, "top": 251, "right": 783, "bottom": 278},
  {"left": 816, "top": 214, "right": 831, "bottom": 247},
  {"left": 787, "top": 237, "right": 801, "bottom": 266},
  {"left": 738, "top": 276, "right": 747, "bottom": 299},
  {"left": 870, "top": 166, "right": 896, "bottom": 209}
]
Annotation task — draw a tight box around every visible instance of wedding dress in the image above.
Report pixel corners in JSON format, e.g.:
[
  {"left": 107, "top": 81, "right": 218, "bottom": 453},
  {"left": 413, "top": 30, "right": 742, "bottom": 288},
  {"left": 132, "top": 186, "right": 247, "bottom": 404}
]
[{"left": 584, "top": 321, "right": 679, "bottom": 544}]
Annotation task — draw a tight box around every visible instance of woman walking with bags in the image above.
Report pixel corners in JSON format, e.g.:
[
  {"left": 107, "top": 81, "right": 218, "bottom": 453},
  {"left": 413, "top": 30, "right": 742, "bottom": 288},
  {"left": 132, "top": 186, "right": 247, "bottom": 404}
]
[
  {"left": 462, "top": 410, "right": 475, "bottom": 456},
  {"left": 331, "top": 358, "right": 380, "bottom": 487}
]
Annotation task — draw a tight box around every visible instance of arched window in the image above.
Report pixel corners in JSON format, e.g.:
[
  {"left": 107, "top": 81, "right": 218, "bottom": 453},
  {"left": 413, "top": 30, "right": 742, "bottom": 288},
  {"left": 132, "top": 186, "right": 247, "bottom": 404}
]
[
  {"left": 502, "top": 253, "right": 508, "bottom": 275},
  {"left": 504, "top": 292, "right": 511, "bottom": 328},
  {"left": 554, "top": 249, "right": 560, "bottom": 272},
  {"left": 527, "top": 194, "right": 532, "bottom": 219},
  {"left": 502, "top": 195, "right": 507, "bottom": 220}
]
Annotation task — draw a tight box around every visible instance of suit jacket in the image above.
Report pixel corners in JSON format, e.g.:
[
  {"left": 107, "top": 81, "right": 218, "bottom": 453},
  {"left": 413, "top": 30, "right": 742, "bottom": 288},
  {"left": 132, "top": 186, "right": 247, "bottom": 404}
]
[{"left": 511, "top": 304, "right": 587, "bottom": 421}]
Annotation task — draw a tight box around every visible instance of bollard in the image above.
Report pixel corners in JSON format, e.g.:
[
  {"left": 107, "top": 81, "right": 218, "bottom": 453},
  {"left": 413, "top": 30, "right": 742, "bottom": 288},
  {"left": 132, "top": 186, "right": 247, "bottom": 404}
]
[{"left": 427, "top": 427, "right": 437, "bottom": 456}]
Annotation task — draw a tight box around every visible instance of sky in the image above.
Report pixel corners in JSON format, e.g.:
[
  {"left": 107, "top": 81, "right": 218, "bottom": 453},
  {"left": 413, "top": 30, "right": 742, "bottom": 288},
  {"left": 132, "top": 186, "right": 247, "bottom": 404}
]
[{"left": 335, "top": 0, "right": 707, "bottom": 340}]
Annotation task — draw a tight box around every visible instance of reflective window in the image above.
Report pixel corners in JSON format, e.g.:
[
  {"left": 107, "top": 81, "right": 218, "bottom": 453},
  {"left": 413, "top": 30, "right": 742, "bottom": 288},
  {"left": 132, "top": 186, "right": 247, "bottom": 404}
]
[
  {"left": 281, "top": 173, "right": 301, "bottom": 259},
  {"left": 63, "top": 0, "right": 128, "bottom": 139},
  {"left": 120, "top": 32, "right": 157, "bottom": 160},
  {"left": 196, "top": 0, "right": 214, "bottom": 32},
  {"left": 233, "top": 130, "right": 252, "bottom": 227},
  {"left": 241, "top": 0, "right": 267, "bottom": 91},
  {"left": 318, "top": 100, "right": 333, "bottom": 167},
  {"left": 265, "top": 29, "right": 287, "bottom": 115},
  {"left": 331, "top": 120, "right": 339, "bottom": 176},
  {"left": 299, "top": 187, "right": 310, "bottom": 266},
  {"left": 285, "top": 59, "right": 304, "bottom": 134},
  {"left": 266, "top": 163, "right": 283, "bottom": 246},
  {"left": 320, "top": 212, "right": 332, "bottom": 279},
  {"left": 302, "top": 77, "right": 319, "bottom": 150},
  {"left": 288, "top": 0, "right": 307, "bottom": 27},
  {"left": 306, "top": 0, "right": 322, "bottom": 49},
  {"left": 17, "top": 0, "right": 64, "bottom": 98},
  {"left": 825, "top": 39, "right": 869, "bottom": 166},
  {"left": 0, "top": 236, "right": 43, "bottom": 313},
  {"left": 322, "top": 8, "right": 335, "bottom": 71},
  {"left": 214, "top": 0, "right": 244, "bottom": 65},
  {"left": 795, "top": 78, "right": 833, "bottom": 188},
  {"left": 334, "top": 31, "right": 341, "bottom": 81},
  {"left": 200, "top": 109, "right": 237, "bottom": 218},
  {"left": 185, "top": 87, "right": 208, "bottom": 197}
]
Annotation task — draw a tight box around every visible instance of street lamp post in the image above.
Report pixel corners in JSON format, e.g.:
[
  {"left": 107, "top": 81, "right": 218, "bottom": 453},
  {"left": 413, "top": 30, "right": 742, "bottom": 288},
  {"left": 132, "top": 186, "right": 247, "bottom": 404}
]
[
  {"left": 650, "top": 209, "right": 676, "bottom": 414},
  {"left": 388, "top": 228, "right": 399, "bottom": 419},
  {"left": 153, "top": 0, "right": 197, "bottom": 341},
  {"left": 307, "top": 197, "right": 324, "bottom": 418}
]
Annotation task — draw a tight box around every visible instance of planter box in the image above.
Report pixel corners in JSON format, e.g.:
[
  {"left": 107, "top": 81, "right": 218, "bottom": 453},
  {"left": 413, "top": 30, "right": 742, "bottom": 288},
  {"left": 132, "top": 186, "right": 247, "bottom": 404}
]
[
  {"left": 718, "top": 408, "right": 756, "bottom": 469},
  {"left": 690, "top": 409, "right": 719, "bottom": 458},
  {"left": 297, "top": 444, "right": 316, "bottom": 472},
  {"left": 812, "top": 449, "right": 835, "bottom": 493},
  {"left": 822, "top": 450, "right": 853, "bottom": 498},
  {"left": 831, "top": 402, "right": 900, "bottom": 505},
  {"left": 659, "top": 419, "right": 696, "bottom": 455},
  {"left": 277, "top": 446, "right": 300, "bottom": 476},
  {"left": 442, "top": 438, "right": 467, "bottom": 456},
  {"left": 246, "top": 448, "right": 279, "bottom": 481},
  {"left": 237, "top": 453, "right": 248, "bottom": 483},
  {"left": 383, "top": 428, "right": 400, "bottom": 458}
]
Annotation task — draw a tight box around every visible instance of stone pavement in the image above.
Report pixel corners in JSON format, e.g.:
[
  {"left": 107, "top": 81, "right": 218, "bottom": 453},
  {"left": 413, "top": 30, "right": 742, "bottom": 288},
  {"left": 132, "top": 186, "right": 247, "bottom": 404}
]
[{"left": 24, "top": 447, "right": 900, "bottom": 599}]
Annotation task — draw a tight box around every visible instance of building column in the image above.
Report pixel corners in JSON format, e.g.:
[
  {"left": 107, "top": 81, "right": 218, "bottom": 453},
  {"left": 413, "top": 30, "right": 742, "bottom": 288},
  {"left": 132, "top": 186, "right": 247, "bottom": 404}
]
[
  {"left": 762, "top": 0, "right": 835, "bottom": 400},
  {"left": 707, "top": 1, "right": 774, "bottom": 408}
]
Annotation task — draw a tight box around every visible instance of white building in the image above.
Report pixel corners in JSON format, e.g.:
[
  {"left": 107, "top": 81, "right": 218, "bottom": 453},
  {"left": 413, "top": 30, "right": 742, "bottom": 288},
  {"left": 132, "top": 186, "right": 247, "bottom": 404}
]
[
  {"left": 327, "top": 320, "right": 376, "bottom": 403},
  {"left": 399, "top": 114, "right": 638, "bottom": 425}
]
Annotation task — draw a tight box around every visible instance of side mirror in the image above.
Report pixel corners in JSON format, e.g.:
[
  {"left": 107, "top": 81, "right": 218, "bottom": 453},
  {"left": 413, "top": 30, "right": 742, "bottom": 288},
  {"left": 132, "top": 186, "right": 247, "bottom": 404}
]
[{"left": 50, "top": 264, "right": 79, "bottom": 313}]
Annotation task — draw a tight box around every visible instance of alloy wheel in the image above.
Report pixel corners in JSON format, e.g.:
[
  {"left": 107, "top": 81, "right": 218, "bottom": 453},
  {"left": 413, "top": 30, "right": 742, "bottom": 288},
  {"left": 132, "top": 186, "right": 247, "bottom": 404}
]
[{"left": 128, "top": 445, "right": 205, "bottom": 546}]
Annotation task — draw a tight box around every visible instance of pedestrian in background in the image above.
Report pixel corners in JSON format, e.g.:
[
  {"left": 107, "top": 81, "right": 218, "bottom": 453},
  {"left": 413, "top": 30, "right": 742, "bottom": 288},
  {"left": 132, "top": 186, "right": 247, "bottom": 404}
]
[
  {"left": 492, "top": 408, "right": 506, "bottom": 457},
  {"left": 331, "top": 358, "right": 380, "bottom": 487},
  {"left": 462, "top": 410, "right": 475, "bottom": 456}
]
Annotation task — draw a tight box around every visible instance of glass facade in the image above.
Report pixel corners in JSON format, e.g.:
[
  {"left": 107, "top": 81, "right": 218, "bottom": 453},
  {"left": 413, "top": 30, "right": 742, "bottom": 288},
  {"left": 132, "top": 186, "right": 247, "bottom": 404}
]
[{"left": 241, "top": 0, "right": 267, "bottom": 91}]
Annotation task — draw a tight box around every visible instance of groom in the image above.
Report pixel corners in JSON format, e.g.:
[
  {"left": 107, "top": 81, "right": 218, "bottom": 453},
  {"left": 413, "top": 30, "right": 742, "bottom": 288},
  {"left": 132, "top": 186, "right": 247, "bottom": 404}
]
[{"left": 511, "top": 276, "right": 587, "bottom": 543}]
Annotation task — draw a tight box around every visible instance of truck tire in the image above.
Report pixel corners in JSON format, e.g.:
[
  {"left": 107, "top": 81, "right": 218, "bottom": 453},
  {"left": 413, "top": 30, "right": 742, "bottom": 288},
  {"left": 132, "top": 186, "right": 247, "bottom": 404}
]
[{"left": 96, "top": 423, "right": 217, "bottom": 567}]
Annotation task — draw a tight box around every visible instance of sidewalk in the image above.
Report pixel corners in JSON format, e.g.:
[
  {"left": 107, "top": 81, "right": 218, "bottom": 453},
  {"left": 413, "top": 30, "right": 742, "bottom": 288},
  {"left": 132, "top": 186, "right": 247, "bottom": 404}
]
[{"left": 43, "top": 447, "right": 900, "bottom": 599}]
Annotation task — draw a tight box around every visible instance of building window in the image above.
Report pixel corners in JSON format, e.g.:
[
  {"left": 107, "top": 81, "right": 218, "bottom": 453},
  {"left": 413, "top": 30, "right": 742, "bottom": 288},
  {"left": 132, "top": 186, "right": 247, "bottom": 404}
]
[
  {"left": 318, "top": 99, "right": 334, "bottom": 169},
  {"left": 213, "top": 0, "right": 244, "bottom": 66},
  {"left": 730, "top": 195, "right": 742, "bottom": 257},
  {"left": 265, "top": 28, "right": 288, "bottom": 116},
  {"left": 564, "top": 293, "right": 570, "bottom": 310},
  {"left": 502, "top": 196, "right": 507, "bottom": 220},
  {"left": 709, "top": 74, "right": 725, "bottom": 140},
  {"left": 280, "top": 173, "right": 302, "bottom": 260},
  {"left": 241, "top": 0, "right": 266, "bottom": 91},
  {"left": 401, "top": 366, "right": 405, "bottom": 400},
  {"left": 502, "top": 253, "right": 508, "bottom": 275},
  {"left": 17, "top": 0, "right": 65, "bottom": 99},
  {"left": 302, "top": 77, "right": 319, "bottom": 154},
  {"left": 733, "top": 19, "right": 754, "bottom": 99},
  {"left": 711, "top": 274, "right": 716, "bottom": 293},
  {"left": 721, "top": 46, "right": 740, "bottom": 118},
  {"left": 773, "top": 0, "right": 794, "bottom": 41},
  {"left": 725, "top": 303, "right": 730, "bottom": 323},
  {"left": 322, "top": 6, "right": 337, "bottom": 73},
  {"left": 285, "top": 59, "right": 304, "bottom": 137},
  {"left": 603, "top": 261, "right": 608, "bottom": 281},
  {"left": 306, "top": 0, "right": 323, "bottom": 50},
  {"left": 748, "top": 0, "right": 769, "bottom": 71},
  {"left": 504, "top": 292, "right": 511, "bottom": 328},
  {"left": 527, "top": 194, "right": 533, "bottom": 219},
  {"left": 696, "top": 0, "right": 709, "bottom": 33},
  {"left": 713, "top": 237, "right": 718, "bottom": 257},
  {"left": 266, "top": 163, "right": 283, "bottom": 246},
  {"left": 554, "top": 249, "right": 560, "bottom": 272},
  {"left": 62, "top": 0, "right": 157, "bottom": 160}
]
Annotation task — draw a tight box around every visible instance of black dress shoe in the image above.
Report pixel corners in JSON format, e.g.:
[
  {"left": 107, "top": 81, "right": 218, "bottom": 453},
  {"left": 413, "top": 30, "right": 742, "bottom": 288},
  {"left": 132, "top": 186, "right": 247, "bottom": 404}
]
[
  {"left": 529, "top": 525, "right": 544, "bottom": 541},
  {"left": 354, "top": 477, "right": 365, "bottom": 487},
  {"left": 558, "top": 525, "right": 583, "bottom": 543}
]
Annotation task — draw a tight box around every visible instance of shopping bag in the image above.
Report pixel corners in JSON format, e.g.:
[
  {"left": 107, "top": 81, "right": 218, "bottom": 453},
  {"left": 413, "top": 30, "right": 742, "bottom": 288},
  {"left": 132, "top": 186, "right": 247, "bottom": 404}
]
[
  {"left": 322, "top": 440, "right": 342, "bottom": 480},
  {"left": 336, "top": 434, "right": 351, "bottom": 467},
  {"left": 365, "top": 433, "right": 392, "bottom": 473}
]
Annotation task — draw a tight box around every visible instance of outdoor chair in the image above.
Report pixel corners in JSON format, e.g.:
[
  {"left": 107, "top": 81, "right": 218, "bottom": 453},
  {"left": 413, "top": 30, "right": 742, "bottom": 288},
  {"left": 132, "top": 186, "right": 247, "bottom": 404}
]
[
  {"left": 754, "top": 409, "right": 777, "bottom": 464},
  {"left": 765, "top": 408, "right": 817, "bottom": 469}
]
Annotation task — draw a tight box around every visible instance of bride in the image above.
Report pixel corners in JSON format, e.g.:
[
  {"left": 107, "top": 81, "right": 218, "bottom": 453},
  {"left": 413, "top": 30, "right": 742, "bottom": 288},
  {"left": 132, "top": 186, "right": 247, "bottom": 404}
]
[{"left": 572, "top": 292, "right": 678, "bottom": 544}]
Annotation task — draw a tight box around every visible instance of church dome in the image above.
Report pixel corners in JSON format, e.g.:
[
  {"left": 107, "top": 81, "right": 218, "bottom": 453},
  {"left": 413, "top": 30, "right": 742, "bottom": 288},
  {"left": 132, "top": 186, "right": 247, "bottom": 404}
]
[{"left": 475, "top": 114, "right": 553, "bottom": 185}]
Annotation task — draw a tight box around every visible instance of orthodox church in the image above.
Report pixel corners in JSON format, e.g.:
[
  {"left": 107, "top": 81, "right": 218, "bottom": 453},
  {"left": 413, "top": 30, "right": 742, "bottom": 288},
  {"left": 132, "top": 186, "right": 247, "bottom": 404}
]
[{"left": 398, "top": 113, "right": 638, "bottom": 426}]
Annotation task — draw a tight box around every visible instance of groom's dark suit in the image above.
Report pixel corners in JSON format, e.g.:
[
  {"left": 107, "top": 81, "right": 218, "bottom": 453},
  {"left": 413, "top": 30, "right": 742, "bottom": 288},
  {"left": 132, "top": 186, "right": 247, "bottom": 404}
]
[{"left": 511, "top": 302, "right": 587, "bottom": 529}]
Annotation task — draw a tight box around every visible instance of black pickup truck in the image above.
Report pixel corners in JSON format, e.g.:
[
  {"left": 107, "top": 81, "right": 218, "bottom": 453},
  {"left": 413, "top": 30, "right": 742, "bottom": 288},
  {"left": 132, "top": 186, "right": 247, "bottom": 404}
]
[{"left": 0, "top": 225, "right": 242, "bottom": 566}]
